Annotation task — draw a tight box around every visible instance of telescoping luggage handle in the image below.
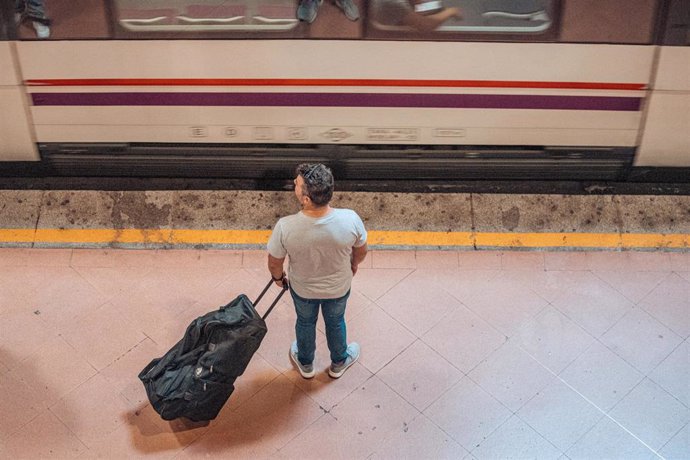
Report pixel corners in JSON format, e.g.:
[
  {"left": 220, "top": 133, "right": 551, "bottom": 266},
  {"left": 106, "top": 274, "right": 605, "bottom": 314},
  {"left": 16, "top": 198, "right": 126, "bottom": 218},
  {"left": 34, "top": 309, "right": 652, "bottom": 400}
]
[{"left": 253, "top": 279, "right": 289, "bottom": 320}]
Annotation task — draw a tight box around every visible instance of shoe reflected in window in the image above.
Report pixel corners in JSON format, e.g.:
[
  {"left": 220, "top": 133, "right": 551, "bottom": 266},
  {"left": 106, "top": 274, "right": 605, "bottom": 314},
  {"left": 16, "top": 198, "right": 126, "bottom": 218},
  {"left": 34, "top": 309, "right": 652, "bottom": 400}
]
[
  {"left": 15, "top": 12, "right": 23, "bottom": 25},
  {"left": 32, "top": 21, "right": 50, "bottom": 39},
  {"left": 296, "top": 0, "right": 322, "bottom": 23},
  {"left": 335, "top": 0, "right": 359, "bottom": 21}
]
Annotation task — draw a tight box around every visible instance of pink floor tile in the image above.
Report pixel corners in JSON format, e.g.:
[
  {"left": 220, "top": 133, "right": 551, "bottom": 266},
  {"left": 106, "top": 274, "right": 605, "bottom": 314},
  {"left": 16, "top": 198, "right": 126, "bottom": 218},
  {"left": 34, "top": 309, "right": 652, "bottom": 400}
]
[
  {"left": 146, "top": 249, "right": 242, "bottom": 269},
  {"left": 72, "top": 265, "right": 153, "bottom": 301},
  {"left": 513, "top": 306, "right": 595, "bottom": 374},
  {"left": 322, "top": 377, "right": 419, "bottom": 458},
  {"left": 550, "top": 271, "right": 635, "bottom": 338},
  {"left": 414, "top": 250, "right": 459, "bottom": 269},
  {"left": 544, "top": 251, "right": 589, "bottom": 271},
  {"left": 275, "top": 413, "right": 342, "bottom": 459},
  {"left": 11, "top": 266, "right": 110, "bottom": 330},
  {"left": 376, "top": 269, "right": 466, "bottom": 336},
  {"left": 638, "top": 273, "right": 690, "bottom": 339},
  {"left": 0, "top": 248, "right": 37, "bottom": 266},
  {"left": 468, "top": 342, "right": 555, "bottom": 412},
  {"left": 500, "top": 269, "right": 582, "bottom": 304},
  {"left": 92, "top": 404, "right": 207, "bottom": 459},
  {"left": 61, "top": 302, "right": 147, "bottom": 371},
  {"left": 3, "top": 410, "right": 88, "bottom": 458},
  {"left": 70, "top": 248, "right": 156, "bottom": 268},
  {"left": 11, "top": 335, "right": 97, "bottom": 409},
  {"left": 351, "top": 268, "right": 413, "bottom": 301},
  {"left": 584, "top": 251, "right": 672, "bottom": 272},
  {"left": 119, "top": 266, "right": 231, "bottom": 315},
  {"left": 422, "top": 303, "right": 506, "bottom": 373},
  {"left": 287, "top": 347, "right": 373, "bottom": 411},
  {"left": 0, "top": 371, "right": 43, "bottom": 441},
  {"left": 347, "top": 305, "right": 416, "bottom": 374},
  {"left": 0, "top": 309, "right": 58, "bottom": 360},
  {"left": 0, "top": 248, "right": 73, "bottom": 267},
  {"left": 243, "top": 250, "right": 269, "bottom": 268},
  {"left": 377, "top": 339, "right": 463, "bottom": 411},
  {"left": 203, "top": 375, "right": 324, "bottom": 453},
  {"left": 369, "top": 414, "right": 469, "bottom": 460},
  {"left": 501, "top": 251, "right": 546, "bottom": 270},
  {"left": 460, "top": 271, "right": 549, "bottom": 337},
  {"left": 371, "top": 250, "right": 417, "bottom": 269},
  {"left": 594, "top": 270, "right": 670, "bottom": 304},
  {"left": 668, "top": 252, "right": 690, "bottom": 271},
  {"left": 458, "top": 250, "right": 502, "bottom": 269},
  {"left": 424, "top": 376, "right": 512, "bottom": 450},
  {"left": 99, "top": 338, "right": 162, "bottom": 405},
  {"left": 50, "top": 373, "right": 133, "bottom": 448},
  {"left": 428, "top": 268, "right": 501, "bottom": 304}
]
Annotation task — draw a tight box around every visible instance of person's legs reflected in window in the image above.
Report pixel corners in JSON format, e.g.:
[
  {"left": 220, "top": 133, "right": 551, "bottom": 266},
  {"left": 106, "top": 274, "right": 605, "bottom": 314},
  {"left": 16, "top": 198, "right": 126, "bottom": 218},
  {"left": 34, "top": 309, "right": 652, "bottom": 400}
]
[
  {"left": 297, "top": 0, "right": 323, "bottom": 23},
  {"left": 17, "top": 0, "right": 50, "bottom": 38},
  {"left": 335, "top": 0, "right": 359, "bottom": 21}
]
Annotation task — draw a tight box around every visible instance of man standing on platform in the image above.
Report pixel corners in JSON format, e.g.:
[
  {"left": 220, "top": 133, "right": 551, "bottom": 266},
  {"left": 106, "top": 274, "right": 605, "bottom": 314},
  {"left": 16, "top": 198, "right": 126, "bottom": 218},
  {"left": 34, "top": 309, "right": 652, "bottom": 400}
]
[{"left": 267, "top": 163, "right": 368, "bottom": 379}]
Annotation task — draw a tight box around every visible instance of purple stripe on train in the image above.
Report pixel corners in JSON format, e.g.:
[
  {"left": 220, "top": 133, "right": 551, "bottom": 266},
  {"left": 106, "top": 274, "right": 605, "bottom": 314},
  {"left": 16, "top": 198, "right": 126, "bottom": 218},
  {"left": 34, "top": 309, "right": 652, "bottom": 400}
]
[{"left": 31, "top": 92, "right": 642, "bottom": 111}]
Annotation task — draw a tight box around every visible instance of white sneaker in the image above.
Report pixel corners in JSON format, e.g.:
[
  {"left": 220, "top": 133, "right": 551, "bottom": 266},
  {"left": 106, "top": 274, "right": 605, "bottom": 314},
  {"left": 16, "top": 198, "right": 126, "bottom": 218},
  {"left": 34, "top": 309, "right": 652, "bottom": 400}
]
[
  {"left": 328, "top": 342, "right": 360, "bottom": 379},
  {"left": 289, "top": 341, "right": 315, "bottom": 379},
  {"left": 15, "top": 12, "right": 23, "bottom": 25},
  {"left": 32, "top": 21, "right": 50, "bottom": 39}
]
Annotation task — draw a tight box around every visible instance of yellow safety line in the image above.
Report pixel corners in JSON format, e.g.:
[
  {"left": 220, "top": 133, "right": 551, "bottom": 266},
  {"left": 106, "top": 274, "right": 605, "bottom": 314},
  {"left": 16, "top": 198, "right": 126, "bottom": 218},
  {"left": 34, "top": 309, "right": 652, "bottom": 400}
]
[{"left": 0, "top": 228, "right": 687, "bottom": 249}]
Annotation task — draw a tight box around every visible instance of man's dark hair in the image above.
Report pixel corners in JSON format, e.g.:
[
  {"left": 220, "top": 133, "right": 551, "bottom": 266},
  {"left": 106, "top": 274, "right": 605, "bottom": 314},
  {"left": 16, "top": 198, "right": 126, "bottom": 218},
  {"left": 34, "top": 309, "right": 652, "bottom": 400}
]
[{"left": 296, "top": 163, "right": 334, "bottom": 206}]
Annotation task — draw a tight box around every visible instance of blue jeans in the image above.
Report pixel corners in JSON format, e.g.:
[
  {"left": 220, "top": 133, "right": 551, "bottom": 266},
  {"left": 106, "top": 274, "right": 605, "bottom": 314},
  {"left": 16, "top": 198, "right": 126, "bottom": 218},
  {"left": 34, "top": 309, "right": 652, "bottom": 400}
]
[{"left": 290, "top": 287, "right": 350, "bottom": 365}]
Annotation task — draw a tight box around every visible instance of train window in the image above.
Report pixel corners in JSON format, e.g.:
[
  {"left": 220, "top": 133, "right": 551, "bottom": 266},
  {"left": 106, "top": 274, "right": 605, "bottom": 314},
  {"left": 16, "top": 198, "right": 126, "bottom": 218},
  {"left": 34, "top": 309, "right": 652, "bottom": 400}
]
[
  {"left": 366, "top": 0, "right": 559, "bottom": 40},
  {"left": 661, "top": 0, "right": 690, "bottom": 45},
  {"left": 112, "top": 0, "right": 304, "bottom": 37},
  {"left": 0, "top": 0, "right": 12, "bottom": 40},
  {"left": 15, "top": 0, "right": 110, "bottom": 40},
  {"left": 559, "top": 0, "right": 657, "bottom": 44}
]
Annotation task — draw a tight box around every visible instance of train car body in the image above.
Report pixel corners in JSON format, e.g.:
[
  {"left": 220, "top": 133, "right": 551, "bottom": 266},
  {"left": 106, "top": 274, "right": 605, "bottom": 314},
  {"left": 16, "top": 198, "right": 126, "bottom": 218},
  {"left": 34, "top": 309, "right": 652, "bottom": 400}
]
[{"left": 0, "top": 0, "right": 688, "bottom": 181}]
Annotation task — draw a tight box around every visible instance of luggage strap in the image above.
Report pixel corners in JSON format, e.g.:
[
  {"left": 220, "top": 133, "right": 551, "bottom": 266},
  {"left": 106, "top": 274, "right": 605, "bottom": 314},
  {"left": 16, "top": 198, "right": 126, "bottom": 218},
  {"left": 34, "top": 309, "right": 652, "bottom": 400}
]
[{"left": 254, "top": 279, "right": 289, "bottom": 320}]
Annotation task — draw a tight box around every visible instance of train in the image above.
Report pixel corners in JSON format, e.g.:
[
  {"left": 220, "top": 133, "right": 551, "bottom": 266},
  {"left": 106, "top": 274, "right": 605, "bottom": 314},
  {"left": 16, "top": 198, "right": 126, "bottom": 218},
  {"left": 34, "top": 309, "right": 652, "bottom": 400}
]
[{"left": 0, "top": 0, "right": 688, "bottom": 181}]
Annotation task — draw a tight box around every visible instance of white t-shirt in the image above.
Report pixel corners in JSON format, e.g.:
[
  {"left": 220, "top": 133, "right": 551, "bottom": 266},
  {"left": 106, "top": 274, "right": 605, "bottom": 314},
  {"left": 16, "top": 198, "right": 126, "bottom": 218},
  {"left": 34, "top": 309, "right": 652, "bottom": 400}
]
[{"left": 267, "top": 208, "right": 367, "bottom": 299}]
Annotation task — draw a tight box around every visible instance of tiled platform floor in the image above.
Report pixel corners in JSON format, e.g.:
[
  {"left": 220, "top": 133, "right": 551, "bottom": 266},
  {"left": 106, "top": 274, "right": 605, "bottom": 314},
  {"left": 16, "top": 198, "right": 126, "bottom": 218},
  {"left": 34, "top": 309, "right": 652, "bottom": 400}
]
[{"left": 0, "top": 248, "right": 688, "bottom": 459}]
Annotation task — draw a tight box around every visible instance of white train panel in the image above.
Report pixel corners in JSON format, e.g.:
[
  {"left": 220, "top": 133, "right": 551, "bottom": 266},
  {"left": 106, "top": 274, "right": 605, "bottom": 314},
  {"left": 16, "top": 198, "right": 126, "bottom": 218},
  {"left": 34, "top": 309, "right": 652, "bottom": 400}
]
[
  {"left": 0, "top": 42, "right": 20, "bottom": 85},
  {"left": 0, "top": 43, "right": 38, "bottom": 161},
  {"left": 16, "top": 40, "right": 651, "bottom": 149},
  {"left": 636, "top": 47, "right": 690, "bottom": 167},
  {"left": 0, "top": 88, "right": 39, "bottom": 161},
  {"left": 636, "top": 92, "right": 690, "bottom": 166},
  {"left": 16, "top": 41, "right": 653, "bottom": 83},
  {"left": 653, "top": 47, "right": 690, "bottom": 91}
]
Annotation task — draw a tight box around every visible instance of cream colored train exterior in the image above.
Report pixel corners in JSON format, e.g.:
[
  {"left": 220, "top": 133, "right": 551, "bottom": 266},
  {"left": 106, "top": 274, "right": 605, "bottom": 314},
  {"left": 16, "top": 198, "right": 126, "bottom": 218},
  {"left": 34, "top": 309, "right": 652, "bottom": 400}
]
[{"left": 1, "top": 0, "right": 688, "bottom": 179}]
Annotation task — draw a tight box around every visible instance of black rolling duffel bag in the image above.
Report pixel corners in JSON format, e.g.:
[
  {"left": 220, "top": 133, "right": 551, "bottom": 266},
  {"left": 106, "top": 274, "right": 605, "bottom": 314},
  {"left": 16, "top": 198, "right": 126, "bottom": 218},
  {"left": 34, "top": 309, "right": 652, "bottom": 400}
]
[{"left": 138, "top": 279, "right": 287, "bottom": 422}]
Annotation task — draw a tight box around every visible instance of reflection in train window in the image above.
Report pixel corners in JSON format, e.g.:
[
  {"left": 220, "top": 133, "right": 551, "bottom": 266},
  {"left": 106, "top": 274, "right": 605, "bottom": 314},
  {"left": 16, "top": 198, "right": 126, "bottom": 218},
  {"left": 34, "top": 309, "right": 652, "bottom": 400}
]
[
  {"left": 114, "top": 0, "right": 299, "bottom": 33},
  {"left": 369, "top": 0, "right": 556, "bottom": 37}
]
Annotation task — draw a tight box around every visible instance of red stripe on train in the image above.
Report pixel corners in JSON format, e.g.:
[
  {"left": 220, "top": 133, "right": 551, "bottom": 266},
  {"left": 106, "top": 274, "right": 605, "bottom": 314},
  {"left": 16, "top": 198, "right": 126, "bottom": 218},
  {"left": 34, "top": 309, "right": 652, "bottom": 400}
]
[{"left": 24, "top": 79, "right": 647, "bottom": 91}]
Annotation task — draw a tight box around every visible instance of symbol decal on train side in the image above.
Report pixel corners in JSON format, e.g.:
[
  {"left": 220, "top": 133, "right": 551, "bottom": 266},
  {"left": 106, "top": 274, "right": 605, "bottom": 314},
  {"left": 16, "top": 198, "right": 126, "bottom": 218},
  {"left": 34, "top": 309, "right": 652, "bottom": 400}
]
[
  {"left": 189, "top": 126, "right": 208, "bottom": 138},
  {"left": 253, "top": 127, "right": 274, "bottom": 140},
  {"left": 224, "top": 127, "right": 239, "bottom": 138},
  {"left": 367, "top": 128, "right": 418, "bottom": 141},
  {"left": 320, "top": 128, "right": 352, "bottom": 142},
  {"left": 287, "top": 127, "right": 307, "bottom": 140},
  {"left": 434, "top": 128, "right": 466, "bottom": 138}
]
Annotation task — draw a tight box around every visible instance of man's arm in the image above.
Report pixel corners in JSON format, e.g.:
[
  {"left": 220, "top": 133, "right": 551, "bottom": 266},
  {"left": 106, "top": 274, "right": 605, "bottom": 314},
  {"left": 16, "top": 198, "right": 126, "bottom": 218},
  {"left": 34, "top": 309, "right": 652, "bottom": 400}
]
[
  {"left": 401, "top": 7, "right": 461, "bottom": 32},
  {"left": 351, "top": 243, "right": 368, "bottom": 275},
  {"left": 268, "top": 254, "right": 286, "bottom": 286}
]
